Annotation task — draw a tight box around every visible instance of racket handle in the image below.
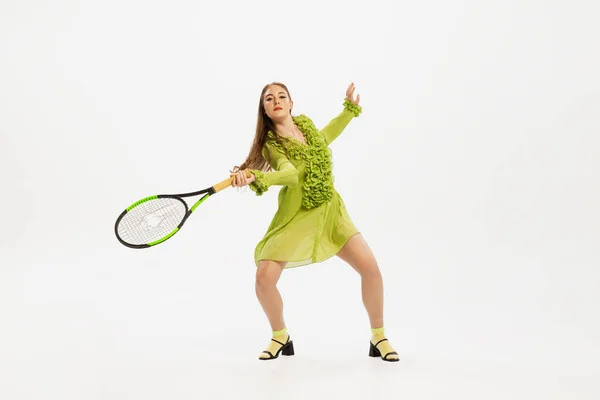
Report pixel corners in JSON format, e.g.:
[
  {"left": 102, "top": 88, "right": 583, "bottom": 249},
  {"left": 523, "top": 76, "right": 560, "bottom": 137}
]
[{"left": 213, "top": 169, "right": 253, "bottom": 193}]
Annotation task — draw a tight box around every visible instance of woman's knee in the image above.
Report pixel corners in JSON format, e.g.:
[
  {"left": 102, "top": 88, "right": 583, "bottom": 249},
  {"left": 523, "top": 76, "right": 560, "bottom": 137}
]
[
  {"left": 355, "top": 259, "right": 382, "bottom": 280},
  {"left": 255, "top": 260, "right": 285, "bottom": 291}
]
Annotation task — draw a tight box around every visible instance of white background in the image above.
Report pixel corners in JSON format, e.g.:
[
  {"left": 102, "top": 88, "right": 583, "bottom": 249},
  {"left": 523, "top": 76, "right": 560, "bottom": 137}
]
[{"left": 1, "top": 0, "right": 599, "bottom": 399}]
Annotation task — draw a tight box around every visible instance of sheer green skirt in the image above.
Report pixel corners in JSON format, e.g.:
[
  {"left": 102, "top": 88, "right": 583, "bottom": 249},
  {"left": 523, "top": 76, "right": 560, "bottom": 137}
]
[{"left": 254, "top": 190, "right": 360, "bottom": 269}]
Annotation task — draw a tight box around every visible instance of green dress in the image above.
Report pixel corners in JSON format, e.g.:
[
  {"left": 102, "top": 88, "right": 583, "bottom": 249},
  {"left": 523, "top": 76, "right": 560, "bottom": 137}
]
[{"left": 249, "top": 99, "right": 363, "bottom": 269}]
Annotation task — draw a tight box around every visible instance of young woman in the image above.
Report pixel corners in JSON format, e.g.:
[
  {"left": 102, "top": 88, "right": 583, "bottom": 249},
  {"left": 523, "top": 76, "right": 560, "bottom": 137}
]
[{"left": 230, "top": 82, "right": 399, "bottom": 362}]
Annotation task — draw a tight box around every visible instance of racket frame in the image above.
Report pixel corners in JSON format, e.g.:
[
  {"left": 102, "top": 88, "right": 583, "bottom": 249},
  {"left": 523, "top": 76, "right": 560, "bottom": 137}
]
[{"left": 114, "top": 169, "right": 251, "bottom": 249}]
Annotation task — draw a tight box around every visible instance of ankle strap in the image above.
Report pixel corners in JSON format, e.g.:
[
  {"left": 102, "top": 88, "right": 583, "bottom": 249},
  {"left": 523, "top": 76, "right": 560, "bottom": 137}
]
[{"left": 271, "top": 337, "right": 288, "bottom": 346}]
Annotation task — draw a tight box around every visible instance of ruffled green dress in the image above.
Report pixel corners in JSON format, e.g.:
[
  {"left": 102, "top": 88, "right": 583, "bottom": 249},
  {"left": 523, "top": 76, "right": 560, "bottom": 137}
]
[{"left": 249, "top": 99, "right": 362, "bottom": 268}]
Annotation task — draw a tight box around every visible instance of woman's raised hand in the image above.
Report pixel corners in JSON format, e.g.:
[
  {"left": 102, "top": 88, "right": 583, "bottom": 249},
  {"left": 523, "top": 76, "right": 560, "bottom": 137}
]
[{"left": 346, "top": 82, "right": 360, "bottom": 105}]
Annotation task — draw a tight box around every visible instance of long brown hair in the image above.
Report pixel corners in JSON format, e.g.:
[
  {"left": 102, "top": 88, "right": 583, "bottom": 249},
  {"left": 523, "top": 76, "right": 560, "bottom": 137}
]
[{"left": 231, "top": 82, "right": 292, "bottom": 173}]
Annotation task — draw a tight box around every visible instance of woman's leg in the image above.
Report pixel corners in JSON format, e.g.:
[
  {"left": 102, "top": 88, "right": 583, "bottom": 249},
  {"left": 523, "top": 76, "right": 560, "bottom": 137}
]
[
  {"left": 256, "top": 259, "right": 286, "bottom": 330},
  {"left": 337, "top": 233, "right": 399, "bottom": 361},
  {"left": 337, "top": 234, "right": 384, "bottom": 327},
  {"left": 255, "top": 259, "right": 290, "bottom": 359}
]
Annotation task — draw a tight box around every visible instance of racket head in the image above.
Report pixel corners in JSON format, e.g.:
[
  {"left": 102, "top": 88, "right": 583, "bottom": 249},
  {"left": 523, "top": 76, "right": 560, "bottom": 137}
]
[{"left": 114, "top": 195, "right": 190, "bottom": 248}]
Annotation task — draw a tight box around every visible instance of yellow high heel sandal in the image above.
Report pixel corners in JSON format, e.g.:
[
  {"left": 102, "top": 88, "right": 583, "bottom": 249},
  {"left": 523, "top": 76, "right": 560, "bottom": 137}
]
[
  {"left": 259, "top": 336, "right": 295, "bottom": 360},
  {"left": 369, "top": 338, "right": 399, "bottom": 362}
]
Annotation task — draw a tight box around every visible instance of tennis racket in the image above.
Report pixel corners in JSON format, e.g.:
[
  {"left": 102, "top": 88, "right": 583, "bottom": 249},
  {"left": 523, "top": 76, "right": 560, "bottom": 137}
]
[{"left": 114, "top": 169, "right": 252, "bottom": 249}]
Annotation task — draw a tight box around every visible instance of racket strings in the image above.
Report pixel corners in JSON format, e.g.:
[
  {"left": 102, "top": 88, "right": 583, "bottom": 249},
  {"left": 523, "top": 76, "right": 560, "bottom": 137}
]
[{"left": 117, "top": 198, "right": 187, "bottom": 245}]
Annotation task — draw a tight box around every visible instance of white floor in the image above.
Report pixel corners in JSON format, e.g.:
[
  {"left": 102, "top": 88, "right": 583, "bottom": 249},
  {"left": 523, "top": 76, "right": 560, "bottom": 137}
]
[
  {"left": 2, "top": 333, "right": 598, "bottom": 400},
  {"left": 2, "top": 256, "right": 598, "bottom": 400}
]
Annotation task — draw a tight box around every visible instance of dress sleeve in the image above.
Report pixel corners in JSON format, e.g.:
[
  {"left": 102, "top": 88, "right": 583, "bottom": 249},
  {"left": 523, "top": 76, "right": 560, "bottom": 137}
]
[
  {"left": 320, "top": 98, "right": 363, "bottom": 145},
  {"left": 249, "top": 142, "right": 299, "bottom": 196}
]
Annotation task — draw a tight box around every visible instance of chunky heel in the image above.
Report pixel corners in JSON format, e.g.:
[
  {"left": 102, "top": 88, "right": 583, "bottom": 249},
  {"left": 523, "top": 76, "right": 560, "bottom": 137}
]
[
  {"left": 369, "top": 342, "right": 381, "bottom": 357},
  {"left": 281, "top": 340, "right": 295, "bottom": 356}
]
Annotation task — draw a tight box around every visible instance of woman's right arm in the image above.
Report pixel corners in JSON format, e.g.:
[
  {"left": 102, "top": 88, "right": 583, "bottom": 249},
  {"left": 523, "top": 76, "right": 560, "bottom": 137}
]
[{"left": 248, "top": 143, "right": 298, "bottom": 196}]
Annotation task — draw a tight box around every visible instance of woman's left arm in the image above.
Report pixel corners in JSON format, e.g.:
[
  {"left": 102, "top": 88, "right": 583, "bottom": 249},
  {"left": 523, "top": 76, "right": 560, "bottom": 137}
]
[{"left": 320, "top": 83, "right": 363, "bottom": 145}]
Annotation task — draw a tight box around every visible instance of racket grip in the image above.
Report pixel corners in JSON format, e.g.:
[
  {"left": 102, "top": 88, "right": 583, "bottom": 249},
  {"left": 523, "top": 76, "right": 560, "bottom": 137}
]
[{"left": 213, "top": 169, "right": 253, "bottom": 193}]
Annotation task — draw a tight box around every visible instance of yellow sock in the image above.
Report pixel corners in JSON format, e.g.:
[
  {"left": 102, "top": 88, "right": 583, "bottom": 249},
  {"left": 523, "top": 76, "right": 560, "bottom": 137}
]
[
  {"left": 371, "top": 327, "right": 385, "bottom": 337},
  {"left": 259, "top": 327, "right": 289, "bottom": 359},
  {"left": 370, "top": 327, "right": 399, "bottom": 361},
  {"left": 273, "top": 328, "right": 288, "bottom": 338}
]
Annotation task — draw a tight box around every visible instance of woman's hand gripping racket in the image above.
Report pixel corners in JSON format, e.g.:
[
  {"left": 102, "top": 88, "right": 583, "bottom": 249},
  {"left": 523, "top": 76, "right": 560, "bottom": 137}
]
[{"left": 114, "top": 169, "right": 253, "bottom": 249}]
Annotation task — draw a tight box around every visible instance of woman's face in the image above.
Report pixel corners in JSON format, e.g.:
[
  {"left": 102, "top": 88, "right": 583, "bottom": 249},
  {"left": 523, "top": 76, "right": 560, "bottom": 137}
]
[{"left": 263, "top": 85, "right": 293, "bottom": 121}]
